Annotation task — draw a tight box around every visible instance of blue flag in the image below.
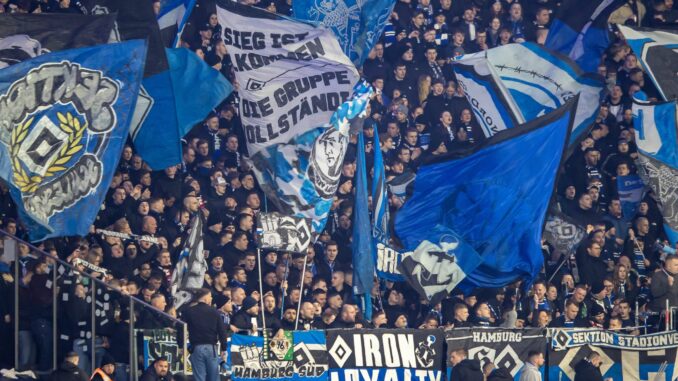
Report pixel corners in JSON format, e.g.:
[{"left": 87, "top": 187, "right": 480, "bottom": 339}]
[
  {"left": 456, "top": 43, "right": 603, "bottom": 146},
  {"left": 395, "top": 98, "right": 577, "bottom": 290},
  {"left": 167, "top": 47, "right": 233, "bottom": 138},
  {"left": 352, "top": 132, "right": 374, "bottom": 318},
  {"left": 633, "top": 98, "right": 678, "bottom": 246},
  {"left": 157, "top": 0, "right": 197, "bottom": 47},
  {"left": 0, "top": 41, "right": 147, "bottom": 241},
  {"left": 371, "top": 132, "right": 404, "bottom": 281},
  {"left": 293, "top": 0, "right": 396, "bottom": 66},
  {"left": 545, "top": 0, "right": 622, "bottom": 73}
]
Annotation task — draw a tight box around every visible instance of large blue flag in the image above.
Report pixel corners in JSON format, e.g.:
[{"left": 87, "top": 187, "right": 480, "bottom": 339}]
[
  {"left": 0, "top": 41, "right": 147, "bottom": 241},
  {"left": 157, "top": 0, "right": 197, "bottom": 47},
  {"left": 456, "top": 43, "right": 603, "bottom": 145},
  {"left": 545, "top": 0, "right": 622, "bottom": 73},
  {"left": 395, "top": 98, "right": 577, "bottom": 290},
  {"left": 633, "top": 97, "right": 678, "bottom": 245},
  {"left": 293, "top": 0, "right": 396, "bottom": 66},
  {"left": 352, "top": 132, "right": 374, "bottom": 318},
  {"left": 617, "top": 174, "right": 645, "bottom": 223}
]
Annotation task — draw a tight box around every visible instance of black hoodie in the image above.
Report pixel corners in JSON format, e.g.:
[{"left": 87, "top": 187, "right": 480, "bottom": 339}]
[{"left": 450, "top": 359, "right": 484, "bottom": 381}]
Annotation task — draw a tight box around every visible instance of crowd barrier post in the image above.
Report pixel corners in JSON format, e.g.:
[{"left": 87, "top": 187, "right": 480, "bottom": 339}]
[
  {"left": 52, "top": 263, "right": 58, "bottom": 371},
  {"left": 13, "top": 240, "right": 18, "bottom": 370},
  {"left": 129, "top": 298, "right": 135, "bottom": 381}
]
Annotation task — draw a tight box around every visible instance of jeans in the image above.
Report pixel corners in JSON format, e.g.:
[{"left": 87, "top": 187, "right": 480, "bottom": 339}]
[
  {"left": 114, "top": 362, "right": 129, "bottom": 381},
  {"left": 73, "top": 337, "right": 105, "bottom": 375},
  {"left": 18, "top": 330, "right": 36, "bottom": 370},
  {"left": 190, "top": 344, "right": 220, "bottom": 381},
  {"left": 30, "top": 318, "right": 53, "bottom": 372}
]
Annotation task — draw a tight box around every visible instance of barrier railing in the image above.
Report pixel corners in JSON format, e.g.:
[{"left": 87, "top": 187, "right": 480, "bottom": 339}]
[{"left": 1, "top": 230, "right": 187, "bottom": 379}]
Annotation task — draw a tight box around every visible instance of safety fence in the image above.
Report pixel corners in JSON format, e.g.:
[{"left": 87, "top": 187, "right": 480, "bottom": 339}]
[
  {"left": 222, "top": 328, "right": 678, "bottom": 381},
  {"left": 2, "top": 230, "right": 187, "bottom": 379}
]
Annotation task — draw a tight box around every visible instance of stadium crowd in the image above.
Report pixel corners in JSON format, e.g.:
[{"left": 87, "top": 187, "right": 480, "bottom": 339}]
[{"left": 0, "top": 0, "right": 677, "bottom": 380}]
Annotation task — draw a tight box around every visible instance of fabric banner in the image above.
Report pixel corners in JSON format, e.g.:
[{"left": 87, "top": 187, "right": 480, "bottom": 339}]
[
  {"left": 170, "top": 213, "right": 207, "bottom": 309},
  {"left": 453, "top": 55, "right": 525, "bottom": 138},
  {"left": 216, "top": 0, "right": 358, "bottom": 155},
  {"left": 0, "top": 13, "right": 115, "bottom": 68},
  {"left": 216, "top": 0, "right": 362, "bottom": 234},
  {"left": 395, "top": 99, "right": 576, "bottom": 291},
  {"left": 618, "top": 26, "right": 678, "bottom": 101},
  {"left": 256, "top": 212, "right": 313, "bottom": 254},
  {"left": 545, "top": 0, "right": 622, "bottom": 72},
  {"left": 617, "top": 174, "right": 645, "bottom": 223},
  {"left": 230, "top": 331, "right": 328, "bottom": 381},
  {"left": 249, "top": 81, "right": 372, "bottom": 235},
  {"left": 544, "top": 209, "right": 587, "bottom": 259},
  {"left": 327, "top": 329, "right": 444, "bottom": 381},
  {"left": 140, "top": 329, "right": 184, "bottom": 374},
  {"left": 0, "top": 41, "right": 147, "bottom": 241},
  {"left": 446, "top": 328, "right": 546, "bottom": 380},
  {"left": 549, "top": 329, "right": 678, "bottom": 381},
  {"left": 293, "top": 0, "right": 396, "bottom": 66},
  {"left": 458, "top": 43, "right": 603, "bottom": 145}
]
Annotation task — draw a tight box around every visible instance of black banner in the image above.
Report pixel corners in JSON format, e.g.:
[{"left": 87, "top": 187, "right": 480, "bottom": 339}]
[
  {"left": 327, "top": 329, "right": 444, "bottom": 381},
  {"left": 0, "top": 13, "right": 115, "bottom": 68},
  {"left": 445, "top": 328, "right": 546, "bottom": 378}
]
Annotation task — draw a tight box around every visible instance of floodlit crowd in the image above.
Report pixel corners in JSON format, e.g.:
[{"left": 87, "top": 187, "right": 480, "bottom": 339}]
[{"left": 0, "top": 0, "right": 677, "bottom": 380}]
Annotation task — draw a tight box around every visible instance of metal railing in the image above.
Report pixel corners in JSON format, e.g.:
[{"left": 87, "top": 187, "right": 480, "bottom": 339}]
[{"left": 1, "top": 230, "right": 187, "bottom": 379}]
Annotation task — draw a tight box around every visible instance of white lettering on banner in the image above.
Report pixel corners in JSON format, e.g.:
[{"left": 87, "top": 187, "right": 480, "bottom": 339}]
[
  {"left": 376, "top": 243, "right": 401, "bottom": 275},
  {"left": 353, "top": 334, "right": 416, "bottom": 368},
  {"left": 330, "top": 370, "right": 441, "bottom": 381},
  {"left": 216, "top": 4, "right": 359, "bottom": 155},
  {"left": 472, "top": 331, "right": 523, "bottom": 343}
]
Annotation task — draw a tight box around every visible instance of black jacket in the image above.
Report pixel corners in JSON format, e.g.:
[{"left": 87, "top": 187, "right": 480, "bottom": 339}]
[
  {"left": 49, "top": 361, "right": 88, "bottom": 381},
  {"left": 450, "top": 359, "right": 484, "bottom": 381},
  {"left": 574, "top": 359, "right": 603, "bottom": 381},
  {"left": 487, "top": 368, "right": 515, "bottom": 381}
]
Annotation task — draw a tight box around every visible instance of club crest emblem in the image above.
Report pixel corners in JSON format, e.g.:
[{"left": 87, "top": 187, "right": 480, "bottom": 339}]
[{"left": 0, "top": 61, "right": 120, "bottom": 225}]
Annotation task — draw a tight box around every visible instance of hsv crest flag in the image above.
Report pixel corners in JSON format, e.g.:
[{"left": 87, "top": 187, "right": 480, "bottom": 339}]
[
  {"left": 256, "top": 212, "right": 312, "bottom": 254},
  {"left": 0, "top": 41, "right": 147, "bottom": 241},
  {"left": 619, "top": 26, "right": 678, "bottom": 101},
  {"left": 632, "top": 97, "right": 678, "bottom": 245},
  {"left": 293, "top": 0, "right": 396, "bottom": 66},
  {"left": 545, "top": 0, "right": 623, "bottom": 72},
  {"left": 395, "top": 99, "right": 577, "bottom": 290}
]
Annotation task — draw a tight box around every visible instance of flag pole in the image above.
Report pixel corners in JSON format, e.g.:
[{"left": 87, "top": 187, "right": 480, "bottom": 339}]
[
  {"left": 257, "top": 247, "right": 267, "bottom": 334},
  {"left": 294, "top": 254, "right": 309, "bottom": 330},
  {"left": 280, "top": 256, "right": 290, "bottom": 319}
]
